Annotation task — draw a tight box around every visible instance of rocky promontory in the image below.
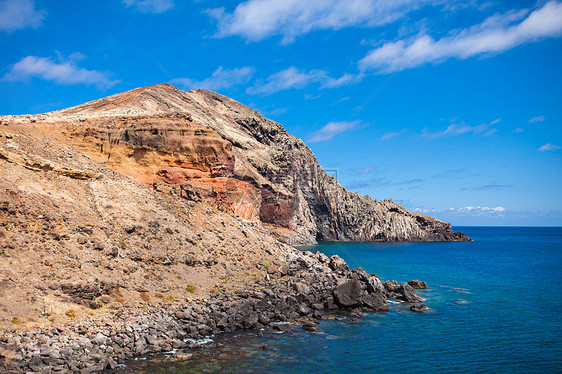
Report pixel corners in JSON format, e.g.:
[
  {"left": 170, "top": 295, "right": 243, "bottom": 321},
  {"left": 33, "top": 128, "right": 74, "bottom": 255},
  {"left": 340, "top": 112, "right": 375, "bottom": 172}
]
[
  {"left": 1, "top": 84, "right": 469, "bottom": 244},
  {"left": 0, "top": 83, "right": 461, "bottom": 372}
]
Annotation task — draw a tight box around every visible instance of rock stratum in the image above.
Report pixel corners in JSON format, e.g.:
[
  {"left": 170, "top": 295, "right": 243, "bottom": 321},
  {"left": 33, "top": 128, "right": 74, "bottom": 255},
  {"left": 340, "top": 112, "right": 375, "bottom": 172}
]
[
  {"left": 0, "top": 84, "right": 468, "bottom": 373},
  {"left": 3, "top": 83, "right": 469, "bottom": 245}
]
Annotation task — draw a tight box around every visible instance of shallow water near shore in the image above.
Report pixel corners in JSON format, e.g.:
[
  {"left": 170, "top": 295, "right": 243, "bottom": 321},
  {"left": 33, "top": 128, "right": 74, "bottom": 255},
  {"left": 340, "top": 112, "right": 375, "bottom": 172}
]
[{"left": 119, "top": 227, "right": 562, "bottom": 373}]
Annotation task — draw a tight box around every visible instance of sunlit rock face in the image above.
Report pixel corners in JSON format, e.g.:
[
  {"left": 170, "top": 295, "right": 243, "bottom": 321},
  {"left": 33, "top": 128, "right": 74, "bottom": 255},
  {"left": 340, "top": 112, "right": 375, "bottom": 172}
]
[{"left": 14, "top": 83, "right": 469, "bottom": 244}]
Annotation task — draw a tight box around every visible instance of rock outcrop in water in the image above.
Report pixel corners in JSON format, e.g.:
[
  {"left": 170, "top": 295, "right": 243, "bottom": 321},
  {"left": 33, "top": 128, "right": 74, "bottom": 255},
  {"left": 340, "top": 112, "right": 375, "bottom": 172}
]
[{"left": 2, "top": 83, "right": 469, "bottom": 244}]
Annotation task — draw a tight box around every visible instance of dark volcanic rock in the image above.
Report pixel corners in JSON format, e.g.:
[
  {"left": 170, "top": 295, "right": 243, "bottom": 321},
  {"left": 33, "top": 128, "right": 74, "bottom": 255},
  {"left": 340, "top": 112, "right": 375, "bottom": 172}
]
[
  {"left": 411, "top": 304, "right": 429, "bottom": 312},
  {"left": 383, "top": 280, "right": 400, "bottom": 293},
  {"left": 301, "top": 322, "right": 318, "bottom": 332},
  {"left": 408, "top": 280, "right": 428, "bottom": 289},
  {"left": 398, "top": 283, "right": 424, "bottom": 303},
  {"left": 333, "top": 279, "right": 363, "bottom": 308},
  {"left": 329, "top": 255, "right": 350, "bottom": 273},
  {"left": 362, "top": 293, "right": 389, "bottom": 311}
]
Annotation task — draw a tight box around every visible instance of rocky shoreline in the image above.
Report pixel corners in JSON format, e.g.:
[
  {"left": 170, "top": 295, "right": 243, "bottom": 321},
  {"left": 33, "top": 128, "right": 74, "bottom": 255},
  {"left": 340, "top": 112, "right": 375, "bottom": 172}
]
[{"left": 0, "top": 249, "right": 427, "bottom": 374}]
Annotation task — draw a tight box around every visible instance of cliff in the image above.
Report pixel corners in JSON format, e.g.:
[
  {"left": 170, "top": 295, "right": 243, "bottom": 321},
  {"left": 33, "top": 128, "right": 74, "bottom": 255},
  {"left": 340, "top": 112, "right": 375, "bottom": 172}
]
[{"left": 1, "top": 83, "right": 468, "bottom": 244}]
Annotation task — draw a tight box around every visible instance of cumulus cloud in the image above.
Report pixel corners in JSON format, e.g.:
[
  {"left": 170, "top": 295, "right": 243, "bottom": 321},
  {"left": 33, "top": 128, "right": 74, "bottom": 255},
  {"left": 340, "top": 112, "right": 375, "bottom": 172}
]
[
  {"left": 381, "top": 128, "right": 407, "bottom": 140},
  {"left": 529, "top": 115, "right": 545, "bottom": 123},
  {"left": 359, "top": 1, "right": 562, "bottom": 73},
  {"left": 173, "top": 66, "right": 255, "bottom": 91},
  {"left": 309, "top": 120, "right": 360, "bottom": 143},
  {"left": 247, "top": 67, "right": 359, "bottom": 95},
  {"left": 206, "top": 0, "right": 441, "bottom": 44},
  {"left": 424, "top": 119, "right": 498, "bottom": 139},
  {"left": 123, "top": 0, "right": 174, "bottom": 13},
  {"left": 0, "top": 0, "right": 45, "bottom": 32},
  {"left": 1, "top": 54, "right": 119, "bottom": 88},
  {"left": 538, "top": 143, "right": 561, "bottom": 152}
]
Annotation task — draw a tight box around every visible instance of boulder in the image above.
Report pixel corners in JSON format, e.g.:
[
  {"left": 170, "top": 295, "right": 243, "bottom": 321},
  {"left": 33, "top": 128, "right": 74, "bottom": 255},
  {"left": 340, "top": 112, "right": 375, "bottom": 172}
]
[
  {"left": 328, "top": 255, "right": 350, "bottom": 273},
  {"left": 366, "top": 276, "right": 386, "bottom": 294},
  {"left": 383, "top": 280, "right": 400, "bottom": 293},
  {"left": 408, "top": 280, "right": 428, "bottom": 289},
  {"left": 362, "top": 293, "right": 389, "bottom": 311},
  {"left": 301, "top": 322, "right": 318, "bottom": 332},
  {"left": 410, "top": 304, "right": 429, "bottom": 312},
  {"left": 293, "top": 282, "right": 310, "bottom": 294},
  {"left": 315, "top": 251, "right": 330, "bottom": 264},
  {"left": 398, "top": 283, "right": 423, "bottom": 303},
  {"left": 333, "top": 279, "right": 362, "bottom": 308}
]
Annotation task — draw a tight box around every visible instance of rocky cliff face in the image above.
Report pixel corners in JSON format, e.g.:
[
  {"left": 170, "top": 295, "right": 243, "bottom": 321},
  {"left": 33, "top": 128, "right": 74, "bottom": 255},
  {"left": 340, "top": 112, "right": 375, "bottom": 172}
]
[{"left": 2, "top": 83, "right": 469, "bottom": 244}]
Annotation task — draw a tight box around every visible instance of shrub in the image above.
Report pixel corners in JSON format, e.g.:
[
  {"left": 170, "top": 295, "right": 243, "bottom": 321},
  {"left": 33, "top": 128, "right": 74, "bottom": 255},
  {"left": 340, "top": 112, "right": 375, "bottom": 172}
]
[
  {"left": 185, "top": 284, "right": 196, "bottom": 293},
  {"left": 11, "top": 316, "right": 20, "bottom": 324},
  {"left": 261, "top": 260, "right": 270, "bottom": 268},
  {"left": 65, "top": 309, "right": 77, "bottom": 320}
]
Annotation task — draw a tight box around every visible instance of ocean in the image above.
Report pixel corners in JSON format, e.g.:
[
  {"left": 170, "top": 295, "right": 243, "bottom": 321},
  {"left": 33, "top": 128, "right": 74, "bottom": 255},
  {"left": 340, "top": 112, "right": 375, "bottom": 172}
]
[{"left": 121, "top": 227, "right": 562, "bottom": 373}]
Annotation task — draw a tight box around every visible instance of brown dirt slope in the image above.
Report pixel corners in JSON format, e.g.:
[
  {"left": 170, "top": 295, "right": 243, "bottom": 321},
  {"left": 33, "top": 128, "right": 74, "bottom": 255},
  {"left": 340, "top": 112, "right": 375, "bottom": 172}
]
[{"left": 0, "top": 122, "right": 291, "bottom": 328}]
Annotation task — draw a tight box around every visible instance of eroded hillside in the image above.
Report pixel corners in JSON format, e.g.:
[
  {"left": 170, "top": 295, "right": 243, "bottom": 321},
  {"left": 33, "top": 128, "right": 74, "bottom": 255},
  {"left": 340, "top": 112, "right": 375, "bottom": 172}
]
[{"left": 2, "top": 84, "right": 469, "bottom": 244}]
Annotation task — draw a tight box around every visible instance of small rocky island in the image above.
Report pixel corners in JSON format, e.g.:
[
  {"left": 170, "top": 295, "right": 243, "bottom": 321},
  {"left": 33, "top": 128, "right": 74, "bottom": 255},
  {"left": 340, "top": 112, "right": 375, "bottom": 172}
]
[{"left": 0, "top": 84, "right": 466, "bottom": 373}]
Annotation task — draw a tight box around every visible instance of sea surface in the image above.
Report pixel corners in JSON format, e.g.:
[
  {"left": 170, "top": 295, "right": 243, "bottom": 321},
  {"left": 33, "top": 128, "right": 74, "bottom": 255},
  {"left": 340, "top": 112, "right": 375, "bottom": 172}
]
[{"left": 121, "top": 227, "right": 562, "bottom": 373}]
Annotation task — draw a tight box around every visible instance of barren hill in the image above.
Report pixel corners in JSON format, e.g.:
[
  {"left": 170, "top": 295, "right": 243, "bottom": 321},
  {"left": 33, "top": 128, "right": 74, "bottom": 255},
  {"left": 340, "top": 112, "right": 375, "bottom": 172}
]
[{"left": 4, "top": 83, "right": 469, "bottom": 244}]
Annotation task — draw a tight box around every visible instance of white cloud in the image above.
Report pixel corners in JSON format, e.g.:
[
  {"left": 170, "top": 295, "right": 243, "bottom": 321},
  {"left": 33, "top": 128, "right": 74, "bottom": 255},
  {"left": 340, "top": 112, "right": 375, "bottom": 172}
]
[
  {"left": 381, "top": 128, "right": 407, "bottom": 140},
  {"left": 1, "top": 54, "right": 119, "bottom": 88},
  {"left": 247, "top": 66, "right": 359, "bottom": 95},
  {"left": 529, "top": 115, "right": 545, "bottom": 123},
  {"left": 512, "top": 127, "right": 524, "bottom": 133},
  {"left": 359, "top": 1, "right": 562, "bottom": 73},
  {"left": 424, "top": 119, "right": 498, "bottom": 139},
  {"left": 460, "top": 206, "right": 506, "bottom": 213},
  {"left": 207, "top": 0, "right": 440, "bottom": 44},
  {"left": 538, "top": 143, "right": 561, "bottom": 152},
  {"left": 322, "top": 73, "right": 364, "bottom": 88},
  {"left": 309, "top": 120, "right": 360, "bottom": 143},
  {"left": 0, "top": 0, "right": 45, "bottom": 32},
  {"left": 173, "top": 66, "right": 255, "bottom": 91},
  {"left": 123, "top": 0, "right": 174, "bottom": 13},
  {"left": 415, "top": 205, "right": 507, "bottom": 215}
]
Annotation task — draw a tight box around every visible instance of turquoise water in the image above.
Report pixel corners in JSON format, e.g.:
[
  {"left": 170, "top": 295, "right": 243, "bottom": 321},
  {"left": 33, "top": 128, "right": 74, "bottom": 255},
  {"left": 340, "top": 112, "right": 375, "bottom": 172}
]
[{"left": 123, "top": 227, "right": 562, "bottom": 373}]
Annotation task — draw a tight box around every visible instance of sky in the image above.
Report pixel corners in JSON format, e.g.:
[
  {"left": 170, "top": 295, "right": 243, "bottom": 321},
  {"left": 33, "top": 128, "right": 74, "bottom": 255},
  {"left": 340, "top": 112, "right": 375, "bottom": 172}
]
[{"left": 1, "top": 0, "right": 561, "bottom": 226}]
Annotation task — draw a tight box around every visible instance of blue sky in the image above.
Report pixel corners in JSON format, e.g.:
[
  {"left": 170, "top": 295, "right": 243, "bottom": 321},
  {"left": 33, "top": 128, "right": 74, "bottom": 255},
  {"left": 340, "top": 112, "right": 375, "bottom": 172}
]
[{"left": 1, "top": 0, "right": 561, "bottom": 226}]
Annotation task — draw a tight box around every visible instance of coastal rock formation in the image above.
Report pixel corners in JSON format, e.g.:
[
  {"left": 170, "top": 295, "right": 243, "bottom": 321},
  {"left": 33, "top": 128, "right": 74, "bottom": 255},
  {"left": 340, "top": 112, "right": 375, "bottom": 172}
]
[
  {"left": 408, "top": 279, "right": 428, "bottom": 289},
  {"left": 2, "top": 83, "right": 469, "bottom": 244},
  {"left": 0, "top": 84, "right": 453, "bottom": 372},
  {"left": 398, "top": 283, "right": 424, "bottom": 303},
  {"left": 411, "top": 304, "right": 430, "bottom": 312}
]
